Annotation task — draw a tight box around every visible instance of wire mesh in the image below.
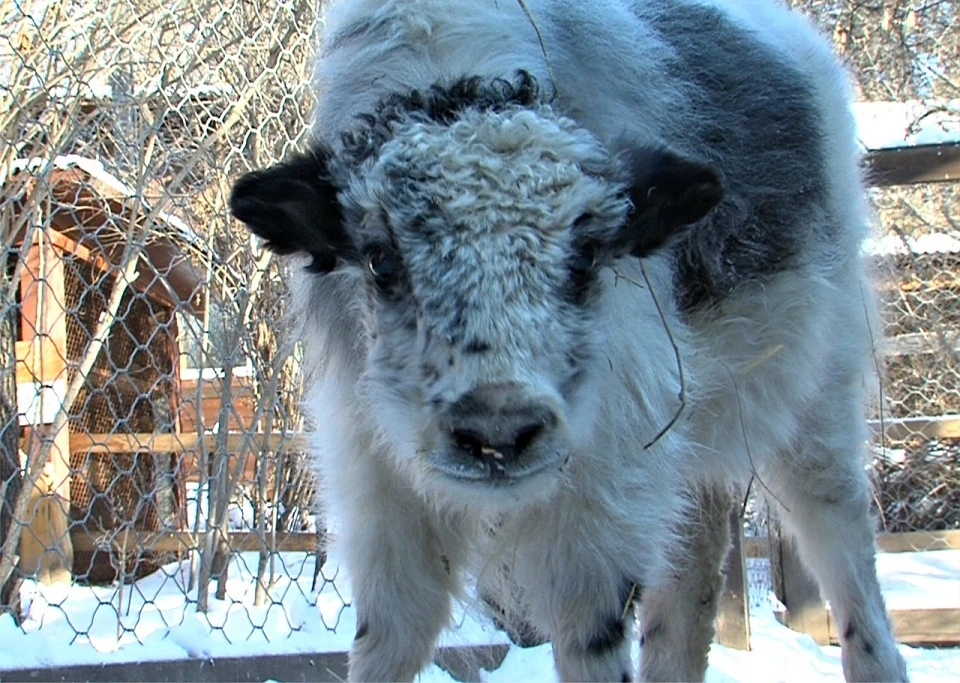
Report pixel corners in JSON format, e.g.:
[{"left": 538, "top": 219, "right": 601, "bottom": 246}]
[
  {"left": 0, "top": 0, "right": 956, "bottom": 661},
  {"left": 782, "top": 0, "right": 959, "bottom": 545},
  {"left": 869, "top": 180, "right": 960, "bottom": 537},
  {"left": 1, "top": 0, "right": 332, "bottom": 655}
]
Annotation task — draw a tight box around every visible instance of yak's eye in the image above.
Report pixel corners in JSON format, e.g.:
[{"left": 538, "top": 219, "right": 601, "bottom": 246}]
[
  {"left": 572, "top": 212, "right": 595, "bottom": 229},
  {"left": 570, "top": 242, "right": 601, "bottom": 275},
  {"left": 567, "top": 240, "right": 603, "bottom": 306},
  {"left": 366, "top": 245, "right": 402, "bottom": 289},
  {"left": 306, "top": 251, "right": 337, "bottom": 274},
  {"left": 569, "top": 215, "right": 601, "bottom": 274}
]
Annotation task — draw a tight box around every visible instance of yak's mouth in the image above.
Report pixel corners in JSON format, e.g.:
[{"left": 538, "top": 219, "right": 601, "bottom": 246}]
[{"left": 425, "top": 446, "right": 570, "bottom": 487}]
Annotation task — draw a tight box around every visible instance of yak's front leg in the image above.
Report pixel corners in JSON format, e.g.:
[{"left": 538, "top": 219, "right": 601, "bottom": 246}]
[
  {"left": 515, "top": 525, "right": 642, "bottom": 683},
  {"left": 342, "top": 466, "right": 459, "bottom": 681},
  {"left": 546, "top": 574, "right": 638, "bottom": 683},
  {"left": 638, "top": 486, "right": 733, "bottom": 682}
]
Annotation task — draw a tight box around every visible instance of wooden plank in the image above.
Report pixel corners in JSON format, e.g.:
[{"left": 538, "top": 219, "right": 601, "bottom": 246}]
[
  {"left": 0, "top": 645, "right": 510, "bottom": 683},
  {"left": 769, "top": 525, "right": 829, "bottom": 645},
  {"left": 14, "top": 431, "right": 304, "bottom": 454},
  {"left": 18, "top": 241, "right": 39, "bottom": 342},
  {"left": 876, "top": 530, "right": 960, "bottom": 553},
  {"left": 14, "top": 338, "right": 66, "bottom": 384},
  {"left": 72, "top": 524, "right": 953, "bottom": 559},
  {"left": 868, "top": 415, "right": 960, "bottom": 441},
  {"left": 178, "top": 377, "right": 260, "bottom": 433},
  {"left": 180, "top": 376, "right": 256, "bottom": 394},
  {"left": 17, "top": 432, "right": 304, "bottom": 492},
  {"left": 745, "top": 535, "right": 767, "bottom": 559},
  {"left": 1, "top": 651, "right": 349, "bottom": 683},
  {"left": 73, "top": 433, "right": 195, "bottom": 453},
  {"left": 866, "top": 142, "right": 960, "bottom": 186},
  {"left": 44, "top": 227, "right": 114, "bottom": 283},
  {"left": 716, "top": 510, "right": 751, "bottom": 650},
  {"left": 881, "top": 332, "right": 960, "bottom": 358},
  {"left": 745, "top": 530, "right": 960, "bottom": 558},
  {"left": 876, "top": 271, "right": 960, "bottom": 294},
  {"left": 888, "top": 609, "right": 960, "bottom": 645},
  {"left": 828, "top": 608, "right": 960, "bottom": 646},
  {"left": 18, "top": 234, "right": 73, "bottom": 584},
  {"left": 69, "top": 528, "right": 323, "bottom": 554},
  {"left": 178, "top": 394, "right": 259, "bottom": 433}
]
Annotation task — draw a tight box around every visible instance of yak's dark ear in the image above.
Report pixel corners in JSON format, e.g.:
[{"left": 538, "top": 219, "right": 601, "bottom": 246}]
[
  {"left": 229, "top": 147, "right": 348, "bottom": 272},
  {"left": 614, "top": 147, "right": 723, "bottom": 257}
]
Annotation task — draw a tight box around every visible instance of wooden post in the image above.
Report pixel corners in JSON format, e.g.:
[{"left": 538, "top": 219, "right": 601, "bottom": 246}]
[
  {"left": 769, "top": 522, "right": 829, "bottom": 644},
  {"left": 716, "top": 509, "right": 751, "bottom": 650},
  {"left": 17, "top": 233, "right": 73, "bottom": 584},
  {"left": 1, "top": 300, "right": 23, "bottom": 618}
]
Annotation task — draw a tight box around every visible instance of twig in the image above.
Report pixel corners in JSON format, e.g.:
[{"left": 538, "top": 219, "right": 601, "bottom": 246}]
[
  {"left": 739, "top": 476, "right": 755, "bottom": 520},
  {"left": 634, "top": 262, "right": 687, "bottom": 450},
  {"left": 742, "top": 345, "right": 784, "bottom": 374},
  {"left": 515, "top": 0, "right": 558, "bottom": 94},
  {"left": 621, "top": 582, "right": 638, "bottom": 620}
]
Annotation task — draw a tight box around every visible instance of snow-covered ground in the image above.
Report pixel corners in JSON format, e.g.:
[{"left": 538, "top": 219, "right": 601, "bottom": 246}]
[{"left": 1, "top": 547, "right": 957, "bottom": 681}]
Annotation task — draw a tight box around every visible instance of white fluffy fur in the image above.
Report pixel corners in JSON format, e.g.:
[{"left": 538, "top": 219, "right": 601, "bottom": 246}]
[{"left": 290, "top": 1, "right": 909, "bottom": 681}]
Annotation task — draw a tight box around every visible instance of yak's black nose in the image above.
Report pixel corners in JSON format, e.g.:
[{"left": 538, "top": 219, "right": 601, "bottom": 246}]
[{"left": 445, "top": 383, "right": 559, "bottom": 467}]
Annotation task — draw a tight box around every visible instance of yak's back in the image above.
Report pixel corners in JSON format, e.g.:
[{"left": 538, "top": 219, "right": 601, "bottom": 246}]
[
  {"left": 312, "top": 0, "right": 864, "bottom": 309},
  {"left": 313, "top": 0, "right": 681, "bottom": 146}
]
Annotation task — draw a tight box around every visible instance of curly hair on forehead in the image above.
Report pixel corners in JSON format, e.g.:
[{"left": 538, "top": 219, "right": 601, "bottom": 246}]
[{"left": 338, "top": 70, "right": 547, "bottom": 165}]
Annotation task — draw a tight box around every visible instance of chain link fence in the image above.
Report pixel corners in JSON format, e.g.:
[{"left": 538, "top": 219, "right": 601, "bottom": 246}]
[
  {"left": 870, "top": 179, "right": 960, "bottom": 535},
  {"left": 786, "top": 1, "right": 960, "bottom": 537},
  {"left": 1, "top": 0, "right": 957, "bottom": 661},
  {"left": 1, "top": 0, "right": 342, "bottom": 654}
]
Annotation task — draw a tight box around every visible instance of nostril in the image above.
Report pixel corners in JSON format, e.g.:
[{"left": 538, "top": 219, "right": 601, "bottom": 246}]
[
  {"left": 451, "top": 421, "right": 547, "bottom": 461},
  {"left": 514, "top": 423, "right": 544, "bottom": 455},
  {"left": 452, "top": 429, "right": 485, "bottom": 458}
]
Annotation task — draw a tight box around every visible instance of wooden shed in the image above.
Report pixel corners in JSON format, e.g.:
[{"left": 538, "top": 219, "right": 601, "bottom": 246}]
[{"left": 7, "top": 155, "right": 206, "bottom": 583}]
